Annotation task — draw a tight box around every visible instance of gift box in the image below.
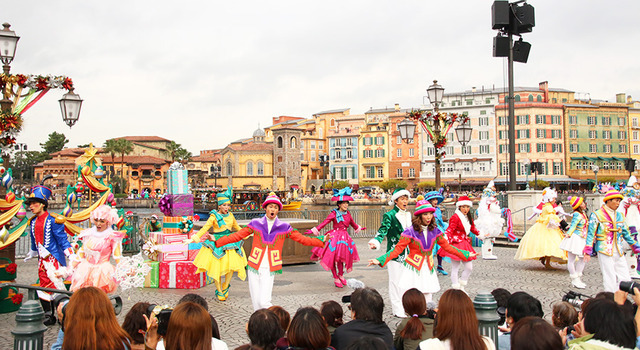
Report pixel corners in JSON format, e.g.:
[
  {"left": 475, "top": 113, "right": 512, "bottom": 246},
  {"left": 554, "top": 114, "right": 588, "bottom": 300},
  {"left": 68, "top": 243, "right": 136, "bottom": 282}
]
[
  {"left": 159, "top": 261, "right": 207, "bottom": 289},
  {"left": 167, "top": 169, "right": 189, "bottom": 194},
  {"left": 0, "top": 257, "right": 17, "bottom": 281},
  {"left": 0, "top": 286, "right": 22, "bottom": 314},
  {"left": 167, "top": 194, "right": 194, "bottom": 216},
  {"left": 150, "top": 232, "right": 186, "bottom": 245},
  {"left": 162, "top": 215, "right": 195, "bottom": 234},
  {"left": 143, "top": 261, "right": 159, "bottom": 288},
  {"left": 157, "top": 243, "right": 189, "bottom": 263}
]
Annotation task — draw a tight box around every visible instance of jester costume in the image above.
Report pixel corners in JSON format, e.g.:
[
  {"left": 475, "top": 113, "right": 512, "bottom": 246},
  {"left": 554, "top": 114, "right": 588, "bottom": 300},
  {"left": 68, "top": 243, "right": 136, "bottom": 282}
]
[
  {"left": 309, "top": 187, "right": 362, "bottom": 288},
  {"left": 585, "top": 189, "right": 640, "bottom": 292},
  {"left": 191, "top": 187, "right": 247, "bottom": 301},
  {"left": 215, "top": 193, "right": 326, "bottom": 310}
]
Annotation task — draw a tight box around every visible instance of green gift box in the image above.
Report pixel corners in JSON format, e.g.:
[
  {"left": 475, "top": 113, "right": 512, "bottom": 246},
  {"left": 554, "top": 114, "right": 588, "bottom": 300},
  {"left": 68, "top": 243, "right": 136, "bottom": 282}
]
[
  {"left": 0, "top": 286, "right": 22, "bottom": 314},
  {"left": 144, "top": 260, "right": 159, "bottom": 288},
  {"left": 0, "top": 257, "right": 17, "bottom": 281}
]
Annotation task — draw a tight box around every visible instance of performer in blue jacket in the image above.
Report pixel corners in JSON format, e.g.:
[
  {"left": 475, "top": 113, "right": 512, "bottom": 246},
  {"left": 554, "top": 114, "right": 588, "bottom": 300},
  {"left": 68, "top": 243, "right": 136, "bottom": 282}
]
[{"left": 425, "top": 191, "right": 448, "bottom": 275}]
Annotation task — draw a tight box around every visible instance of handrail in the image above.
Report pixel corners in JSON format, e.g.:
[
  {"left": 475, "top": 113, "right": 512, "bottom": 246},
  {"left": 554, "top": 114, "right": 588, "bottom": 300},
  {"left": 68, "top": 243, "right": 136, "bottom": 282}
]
[{"left": 510, "top": 205, "right": 534, "bottom": 215}]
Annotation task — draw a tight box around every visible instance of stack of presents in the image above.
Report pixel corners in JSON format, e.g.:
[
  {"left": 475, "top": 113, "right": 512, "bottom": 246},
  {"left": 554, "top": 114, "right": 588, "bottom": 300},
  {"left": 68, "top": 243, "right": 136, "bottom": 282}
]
[
  {"left": 0, "top": 257, "right": 23, "bottom": 313},
  {"left": 143, "top": 163, "right": 214, "bottom": 289}
]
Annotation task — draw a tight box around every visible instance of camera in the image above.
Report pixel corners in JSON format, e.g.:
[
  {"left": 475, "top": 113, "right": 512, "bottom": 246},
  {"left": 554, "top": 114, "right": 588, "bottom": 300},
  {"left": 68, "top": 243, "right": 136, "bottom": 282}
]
[
  {"left": 148, "top": 304, "right": 173, "bottom": 336},
  {"left": 620, "top": 281, "right": 639, "bottom": 295},
  {"left": 562, "top": 290, "right": 591, "bottom": 309},
  {"left": 52, "top": 293, "right": 123, "bottom": 328}
]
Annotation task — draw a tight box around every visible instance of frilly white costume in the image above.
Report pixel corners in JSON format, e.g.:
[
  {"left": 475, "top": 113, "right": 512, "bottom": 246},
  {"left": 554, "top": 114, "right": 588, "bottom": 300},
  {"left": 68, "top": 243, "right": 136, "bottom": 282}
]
[
  {"left": 619, "top": 175, "right": 640, "bottom": 278},
  {"left": 527, "top": 187, "right": 568, "bottom": 222},
  {"left": 475, "top": 180, "right": 504, "bottom": 260}
]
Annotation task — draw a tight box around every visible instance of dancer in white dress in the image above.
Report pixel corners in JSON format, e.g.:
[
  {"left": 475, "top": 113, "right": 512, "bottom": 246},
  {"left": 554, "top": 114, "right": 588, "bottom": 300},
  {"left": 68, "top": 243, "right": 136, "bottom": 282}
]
[{"left": 559, "top": 196, "right": 588, "bottom": 288}]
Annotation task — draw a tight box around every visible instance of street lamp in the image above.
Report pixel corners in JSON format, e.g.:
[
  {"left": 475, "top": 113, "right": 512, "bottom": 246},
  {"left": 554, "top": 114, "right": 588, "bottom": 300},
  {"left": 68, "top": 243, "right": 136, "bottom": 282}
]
[
  {"left": 523, "top": 158, "right": 530, "bottom": 190},
  {"left": 210, "top": 164, "right": 221, "bottom": 189},
  {"left": 0, "top": 23, "right": 19, "bottom": 74},
  {"left": 59, "top": 88, "right": 83, "bottom": 127},
  {"left": 592, "top": 165, "right": 599, "bottom": 191},
  {"left": 319, "top": 154, "right": 329, "bottom": 196},
  {"left": 398, "top": 118, "right": 416, "bottom": 143}
]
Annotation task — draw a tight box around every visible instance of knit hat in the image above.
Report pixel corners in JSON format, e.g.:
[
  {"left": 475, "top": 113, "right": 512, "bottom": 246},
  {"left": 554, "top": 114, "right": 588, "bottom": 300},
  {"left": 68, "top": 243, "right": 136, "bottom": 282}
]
[
  {"left": 541, "top": 187, "right": 557, "bottom": 203},
  {"left": 391, "top": 188, "right": 411, "bottom": 202},
  {"left": 424, "top": 191, "right": 444, "bottom": 204},
  {"left": 603, "top": 189, "right": 623, "bottom": 203},
  {"left": 217, "top": 186, "right": 232, "bottom": 206},
  {"left": 456, "top": 196, "right": 473, "bottom": 207},
  {"left": 262, "top": 192, "right": 283, "bottom": 210},
  {"left": 331, "top": 187, "right": 354, "bottom": 202},
  {"left": 414, "top": 195, "right": 436, "bottom": 216},
  {"left": 568, "top": 196, "right": 584, "bottom": 211}
]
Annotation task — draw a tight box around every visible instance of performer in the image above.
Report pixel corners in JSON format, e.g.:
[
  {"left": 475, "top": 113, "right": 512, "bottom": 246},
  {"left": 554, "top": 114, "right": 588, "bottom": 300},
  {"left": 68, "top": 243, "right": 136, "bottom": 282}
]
[
  {"left": 145, "top": 214, "right": 162, "bottom": 232},
  {"left": 438, "top": 196, "right": 478, "bottom": 291},
  {"left": 214, "top": 192, "right": 327, "bottom": 310},
  {"left": 559, "top": 196, "right": 589, "bottom": 289},
  {"left": 368, "top": 197, "right": 475, "bottom": 303},
  {"left": 514, "top": 187, "right": 567, "bottom": 268},
  {"left": 308, "top": 187, "right": 363, "bottom": 288},
  {"left": 24, "top": 185, "right": 77, "bottom": 324},
  {"left": 70, "top": 205, "right": 124, "bottom": 293},
  {"left": 188, "top": 186, "right": 247, "bottom": 301},
  {"left": 425, "top": 190, "right": 448, "bottom": 275},
  {"left": 368, "top": 188, "right": 413, "bottom": 318},
  {"left": 584, "top": 188, "right": 640, "bottom": 292},
  {"left": 475, "top": 181, "right": 504, "bottom": 260},
  {"left": 619, "top": 176, "right": 640, "bottom": 279}
]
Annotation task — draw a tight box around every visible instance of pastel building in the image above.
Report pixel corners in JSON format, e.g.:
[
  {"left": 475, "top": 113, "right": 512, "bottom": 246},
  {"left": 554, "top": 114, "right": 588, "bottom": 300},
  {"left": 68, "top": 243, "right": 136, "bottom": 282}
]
[
  {"left": 388, "top": 107, "right": 421, "bottom": 188},
  {"left": 360, "top": 110, "right": 391, "bottom": 182},
  {"left": 327, "top": 114, "right": 365, "bottom": 185}
]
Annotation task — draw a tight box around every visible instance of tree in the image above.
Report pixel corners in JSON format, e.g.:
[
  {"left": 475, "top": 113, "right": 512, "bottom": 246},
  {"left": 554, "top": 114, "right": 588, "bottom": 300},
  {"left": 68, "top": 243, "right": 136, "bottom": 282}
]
[
  {"left": 40, "top": 132, "right": 69, "bottom": 155},
  {"left": 114, "top": 138, "right": 133, "bottom": 193},
  {"left": 103, "top": 139, "right": 119, "bottom": 181},
  {"left": 166, "top": 141, "right": 181, "bottom": 162},
  {"left": 324, "top": 180, "right": 351, "bottom": 190},
  {"left": 12, "top": 150, "right": 48, "bottom": 182},
  {"left": 175, "top": 148, "right": 192, "bottom": 164}
]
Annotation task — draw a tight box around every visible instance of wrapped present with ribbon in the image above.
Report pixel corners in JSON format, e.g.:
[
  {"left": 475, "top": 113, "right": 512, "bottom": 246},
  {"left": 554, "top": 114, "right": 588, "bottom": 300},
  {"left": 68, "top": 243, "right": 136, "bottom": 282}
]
[
  {"left": 166, "top": 194, "right": 194, "bottom": 216},
  {"left": 143, "top": 260, "right": 160, "bottom": 288},
  {"left": 167, "top": 163, "right": 189, "bottom": 195},
  {"left": 162, "top": 216, "right": 195, "bottom": 234},
  {"left": 158, "top": 261, "right": 207, "bottom": 289}
]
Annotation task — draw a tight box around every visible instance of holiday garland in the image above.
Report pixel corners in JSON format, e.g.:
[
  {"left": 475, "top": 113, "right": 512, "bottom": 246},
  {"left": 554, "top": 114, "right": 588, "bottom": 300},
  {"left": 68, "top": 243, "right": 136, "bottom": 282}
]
[{"left": 407, "top": 109, "right": 469, "bottom": 159}]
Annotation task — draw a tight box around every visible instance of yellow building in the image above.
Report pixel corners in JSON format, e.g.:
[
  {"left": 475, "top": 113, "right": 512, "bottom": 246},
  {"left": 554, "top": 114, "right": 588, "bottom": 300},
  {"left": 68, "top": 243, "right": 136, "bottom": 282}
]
[
  {"left": 359, "top": 112, "right": 390, "bottom": 182},
  {"left": 112, "top": 136, "right": 173, "bottom": 160},
  {"left": 626, "top": 95, "right": 640, "bottom": 173}
]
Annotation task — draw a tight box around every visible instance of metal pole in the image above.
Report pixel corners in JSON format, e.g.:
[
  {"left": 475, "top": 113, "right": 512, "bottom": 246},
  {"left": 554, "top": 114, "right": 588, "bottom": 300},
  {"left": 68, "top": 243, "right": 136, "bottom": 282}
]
[
  {"left": 507, "top": 31, "right": 517, "bottom": 191},
  {"left": 435, "top": 106, "right": 442, "bottom": 190},
  {"left": 474, "top": 291, "right": 500, "bottom": 348}
]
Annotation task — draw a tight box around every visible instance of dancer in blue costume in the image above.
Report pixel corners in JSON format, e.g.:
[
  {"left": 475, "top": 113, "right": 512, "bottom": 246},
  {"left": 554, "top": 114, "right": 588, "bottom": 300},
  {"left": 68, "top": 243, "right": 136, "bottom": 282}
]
[{"left": 425, "top": 191, "right": 448, "bottom": 275}]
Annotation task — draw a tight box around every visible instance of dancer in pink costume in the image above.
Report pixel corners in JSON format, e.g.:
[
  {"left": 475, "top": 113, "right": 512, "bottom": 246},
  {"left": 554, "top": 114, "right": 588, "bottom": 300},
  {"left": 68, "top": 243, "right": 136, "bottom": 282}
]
[
  {"left": 70, "top": 205, "right": 124, "bottom": 293},
  {"left": 308, "top": 187, "right": 364, "bottom": 288}
]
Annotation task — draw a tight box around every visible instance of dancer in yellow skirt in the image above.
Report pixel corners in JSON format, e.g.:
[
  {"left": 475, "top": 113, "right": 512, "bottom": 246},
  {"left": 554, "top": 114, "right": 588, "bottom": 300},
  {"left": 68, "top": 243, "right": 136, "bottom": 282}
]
[
  {"left": 187, "top": 186, "right": 247, "bottom": 301},
  {"left": 515, "top": 187, "right": 567, "bottom": 268}
]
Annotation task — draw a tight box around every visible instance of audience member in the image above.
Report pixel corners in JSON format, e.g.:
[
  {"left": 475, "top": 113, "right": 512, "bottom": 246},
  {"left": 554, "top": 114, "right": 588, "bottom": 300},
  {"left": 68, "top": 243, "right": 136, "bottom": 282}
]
[
  {"left": 320, "top": 301, "right": 344, "bottom": 335},
  {"left": 236, "top": 309, "right": 284, "bottom": 350},
  {"left": 121, "top": 302, "right": 151, "bottom": 350},
  {"left": 145, "top": 302, "right": 212, "bottom": 350},
  {"left": 343, "top": 336, "right": 387, "bottom": 350},
  {"left": 497, "top": 291, "right": 543, "bottom": 350},
  {"left": 394, "top": 288, "right": 435, "bottom": 350},
  {"left": 490, "top": 288, "right": 511, "bottom": 329},
  {"left": 511, "top": 316, "right": 563, "bottom": 350},
  {"left": 551, "top": 302, "right": 578, "bottom": 331},
  {"left": 331, "top": 287, "right": 393, "bottom": 349},
  {"left": 61, "top": 286, "right": 132, "bottom": 350},
  {"left": 277, "top": 307, "right": 332, "bottom": 350},
  {"left": 568, "top": 298, "right": 636, "bottom": 349},
  {"left": 269, "top": 306, "right": 291, "bottom": 332},
  {"left": 419, "top": 289, "right": 495, "bottom": 350}
]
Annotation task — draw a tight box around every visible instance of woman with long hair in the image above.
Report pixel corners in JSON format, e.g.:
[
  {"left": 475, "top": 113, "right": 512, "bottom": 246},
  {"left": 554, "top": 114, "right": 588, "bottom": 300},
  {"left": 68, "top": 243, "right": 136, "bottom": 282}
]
[
  {"left": 394, "top": 288, "right": 435, "bottom": 350},
  {"left": 419, "top": 289, "right": 495, "bottom": 350},
  {"left": 559, "top": 196, "right": 589, "bottom": 288},
  {"left": 121, "top": 302, "right": 151, "bottom": 350},
  {"left": 279, "top": 307, "right": 333, "bottom": 350},
  {"left": 308, "top": 187, "right": 363, "bottom": 288},
  {"left": 438, "top": 196, "right": 479, "bottom": 291},
  {"left": 320, "top": 300, "right": 343, "bottom": 335},
  {"left": 62, "top": 286, "right": 131, "bottom": 350},
  {"left": 369, "top": 197, "right": 475, "bottom": 303},
  {"left": 144, "top": 302, "right": 212, "bottom": 350}
]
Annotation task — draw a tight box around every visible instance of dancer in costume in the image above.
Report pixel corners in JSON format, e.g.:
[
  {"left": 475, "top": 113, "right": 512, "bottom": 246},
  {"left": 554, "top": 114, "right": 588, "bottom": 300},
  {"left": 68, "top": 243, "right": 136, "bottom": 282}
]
[
  {"left": 425, "top": 191, "right": 448, "bottom": 275},
  {"left": 24, "top": 185, "right": 77, "bottom": 324},
  {"left": 308, "top": 187, "right": 363, "bottom": 288},
  {"left": 515, "top": 187, "right": 567, "bottom": 268},
  {"left": 559, "top": 196, "right": 589, "bottom": 289},
  {"left": 188, "top": 186, "right": 247, "bottom": 301},
  {"left": 70, "top": 205, "right": 124, "bottom": 293},
  {"left": 584, "top": 188, "right": 640, "bottom": 292},
  {"left": 368, "top": 188, "right": 413, "bottom": 318},
  {"left": 438, "top": 196, "right": 478, "bottom": 291},
  {"left": 368, "top": 197, "right": 475, "bottom": 302},
  {"left": 146, "top": 215, "right": 162, "bottom": 233},
  {"left": 475, "top": 181, "right": 504, "bottom": 260},
  {"left": 619, "top": 176, "right": 640, "bottom": 279},
  {"left": 214, "top": 192, "right": 327, "bottom": 310}
]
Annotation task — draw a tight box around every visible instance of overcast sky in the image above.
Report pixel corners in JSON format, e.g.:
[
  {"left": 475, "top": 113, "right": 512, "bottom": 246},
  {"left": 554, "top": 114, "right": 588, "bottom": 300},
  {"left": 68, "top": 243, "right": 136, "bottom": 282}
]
[{"left": 5, "top": 1, "right": 640, "bottom": 155}]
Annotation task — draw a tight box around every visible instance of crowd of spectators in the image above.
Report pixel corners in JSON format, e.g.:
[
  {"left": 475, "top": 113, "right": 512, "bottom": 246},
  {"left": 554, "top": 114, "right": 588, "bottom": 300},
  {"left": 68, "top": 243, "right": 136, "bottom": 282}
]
[{"left": 51, "top": 284, "right": 640, "bottom": 350}]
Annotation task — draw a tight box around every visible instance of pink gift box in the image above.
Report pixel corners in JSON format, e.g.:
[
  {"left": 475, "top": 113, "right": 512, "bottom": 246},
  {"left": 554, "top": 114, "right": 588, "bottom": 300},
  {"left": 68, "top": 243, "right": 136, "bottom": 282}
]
[{"left": 158, "top": 261, "right": 207, "bottom": 289}]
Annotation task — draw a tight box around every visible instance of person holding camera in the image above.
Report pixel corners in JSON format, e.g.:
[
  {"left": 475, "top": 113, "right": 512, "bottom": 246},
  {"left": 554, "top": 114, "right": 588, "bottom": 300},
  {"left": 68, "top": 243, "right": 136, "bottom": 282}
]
[
  {"left": 497, "top": 291, "right": 544, "bottom": 350},
  {"left": 559, "top": 196, "right": 589, "bottom": 289},
  {"left": 584, "top": 188, "right": 640, "bottom": 292},
  {"left": 144, "top": 301, "right": 213, "bottom": 350}
]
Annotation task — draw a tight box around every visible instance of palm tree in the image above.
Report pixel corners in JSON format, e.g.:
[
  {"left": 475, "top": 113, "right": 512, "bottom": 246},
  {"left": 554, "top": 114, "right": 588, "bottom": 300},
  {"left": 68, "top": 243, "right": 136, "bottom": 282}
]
[
  {"left": 103, "top": 139, "right": 118, "bottom": 181},
  {"left": 114, "top": 138, "right": 134, "bottom": 193},
  {"left": 166, "top": 141, "right": 181, "bottom": 163},
  {"left": 175, "top": 148, "right": 192, "bottom": 165}
]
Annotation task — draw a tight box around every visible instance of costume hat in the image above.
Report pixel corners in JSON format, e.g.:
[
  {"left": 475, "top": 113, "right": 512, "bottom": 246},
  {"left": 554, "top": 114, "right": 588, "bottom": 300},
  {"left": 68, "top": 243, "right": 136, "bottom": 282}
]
[
  {"left": 262, "top": 192, "right": 283, "bottom": 210},
  {"left": 568, "top": 196, "right": 584, "bottom": 211},
  {"left": 414, "top": 195, "right": 436, "bottom": 216},
  {"left": 217, "top": 186, "right": 233, "bottom": 205},
  {"left": 628, "top": 175, "right": 638, "bottom": 187},
  {"left": 424, "top": 191, "right": 444, "bottom": 204},
  {"left": 603, "top": 189, "right": 623, "bottom": 203},
  {"left": 541, "top": 187, "right": 557, "bottom": 203},
  {"left": 331, "top": 187, "right": 354, "bottom": 202},
  {"left": 25, "top": 185, "right": 52, "bottom": 205},
  {"left": 456, "top": 195, "right": 473, "bottom": 207},
  {"left": 391, "top": 188, "right": 411, "bottom": 202}
]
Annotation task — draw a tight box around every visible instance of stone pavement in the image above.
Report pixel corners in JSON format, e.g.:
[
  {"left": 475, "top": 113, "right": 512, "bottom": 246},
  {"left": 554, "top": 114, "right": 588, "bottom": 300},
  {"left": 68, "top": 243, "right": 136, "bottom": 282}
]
[{"left": 0, "top": 238, "right": 611, "bottom": 349}]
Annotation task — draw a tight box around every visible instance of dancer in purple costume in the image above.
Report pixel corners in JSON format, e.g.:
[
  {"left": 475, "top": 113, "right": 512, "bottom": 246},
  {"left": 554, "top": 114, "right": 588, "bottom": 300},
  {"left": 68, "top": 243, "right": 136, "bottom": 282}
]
[{"left": 308, "top": 187, "right": 364, "bottom": 288}]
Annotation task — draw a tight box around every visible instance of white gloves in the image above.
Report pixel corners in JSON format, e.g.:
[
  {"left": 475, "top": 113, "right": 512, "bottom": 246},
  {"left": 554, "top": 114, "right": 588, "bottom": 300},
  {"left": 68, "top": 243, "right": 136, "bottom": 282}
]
[{"left": 24, "top": 250, "right": 38, "bottom": 262}]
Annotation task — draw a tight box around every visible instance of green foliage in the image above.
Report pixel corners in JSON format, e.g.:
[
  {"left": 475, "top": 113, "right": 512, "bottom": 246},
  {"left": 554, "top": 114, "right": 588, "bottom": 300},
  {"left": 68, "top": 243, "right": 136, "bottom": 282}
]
[
  {"left": 359, "top": 181, "right": 382, "bottom": 188},
  {"left": 12, "top": 151, "right": 48, "bottom": 181},
  {"left": 597, "top": 177, "right": 617, "bottom": 184},
  {"left": 166, "top": 141, "right": 191, "bottom": 163},
  {"left": 416, "top": 181, "right": 436, "bottom": 189},
  {"left": 528, "top": 180, "right": 549, "bottom": 190},
  {"left": 379, "top": 179, "right": 408, "bottom": 191},
  {"left": 324, "top": 180, "right": 350, "bottom": 190},
  {"left": 40, "top": 132, "right": 69, "bottom": 155},
  {"left": 114, "top": 193, "right": 127, "bottom": 198}
]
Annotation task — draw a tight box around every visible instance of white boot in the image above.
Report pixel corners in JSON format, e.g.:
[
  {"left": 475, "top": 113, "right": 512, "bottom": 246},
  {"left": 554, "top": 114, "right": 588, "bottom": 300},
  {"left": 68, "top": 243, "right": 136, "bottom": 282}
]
[
  {"left": 451, "top": 283, "right": 461, "bottom": 290},
  {"left": 482, "top": 239, "right": 498, "bottom": 260},
  {"left": 459, "top": 280, "right": 468, "bottom": 294},
  {"left": 571, "top": 274, "right": 586, "bottom": 289}
]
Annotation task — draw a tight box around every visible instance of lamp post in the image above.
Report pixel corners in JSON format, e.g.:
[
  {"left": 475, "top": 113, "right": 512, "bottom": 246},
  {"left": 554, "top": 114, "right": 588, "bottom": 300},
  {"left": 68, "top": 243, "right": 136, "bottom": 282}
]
[
  {"left": 319, "top": 154, "right": 329, "bottom": 196},
  {"left": 210, "top": 165, "right": 221, "bottom": 189},
  {"left": 400, "top": 80, "right": 472, "bottom": 190},
  {"left": 523, "top": 158, "right": 530, "bottom": 190},
  {"left": 592, "top": 165, "right": 599, "bottom": 191}
]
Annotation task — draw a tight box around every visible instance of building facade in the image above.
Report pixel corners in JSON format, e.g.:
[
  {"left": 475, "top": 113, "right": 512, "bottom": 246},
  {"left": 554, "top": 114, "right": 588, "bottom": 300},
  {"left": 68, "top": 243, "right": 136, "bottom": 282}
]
[
  {"left": 327, "top": 114, "right": 365, "bottom": 186},
  {"left": 359, "top": 112, "right": 390, "bottom": 183}
]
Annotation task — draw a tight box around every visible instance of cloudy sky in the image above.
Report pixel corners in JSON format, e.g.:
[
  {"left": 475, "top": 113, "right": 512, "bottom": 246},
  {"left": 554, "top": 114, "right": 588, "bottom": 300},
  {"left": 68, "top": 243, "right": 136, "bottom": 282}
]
[{"left": 4, "top": 1, "right": 640, "bottom": 155}]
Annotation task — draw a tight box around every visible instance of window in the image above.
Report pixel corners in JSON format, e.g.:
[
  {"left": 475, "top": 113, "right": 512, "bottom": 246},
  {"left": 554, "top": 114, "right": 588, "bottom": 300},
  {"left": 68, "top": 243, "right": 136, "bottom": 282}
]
[
  {"left": 318, "top": 127, "right": 323, "bottom": 138},
  {"left": 346, "top": 167, "right": 354, "bottom": 179},
  {"left": 570, "top": 129, "right": 578, "bottom": 138},
  {"left": 409, "top": 148, "right": 414, "bottom": 157},
  {"left": 619, "top": 131, "right": 627, "bottom": 139},
  {"left": 363, "top": 137, "right": 372, "bottom": 146},
  {"left": 479, "top": 131, "right": 489, "bottom": 140},
  {"left": 528, "top": 95, "right": 534, "bottom": 102},
  {"left": 246, "top": 162, "right": 253, "bottom": 176},
  {"left": 552, "top": 144, "right": 562, "bottom": 152},
  {"left": 551, "top": 130, "right": 561, "bottom": 139},
  {"left": 462, "top": 146, "right": 472, "bottom": 154},
  {"left": 397, "top": 168, "right": 403, "bottom": 177},
  {"left": 498, "top": 116, "right": 507, "bottom": 125},
  {"left": 346, "top": 149, "right": 353, "bottom": 159},
  {"left": 604, "top": 144, "right": 612, "bottom": 153},
  {"left": 516, "top": 129, "right": 530, "bottom": 139},
  {"left": 536, "top": 115, "right": 545, "bottom": 124},
  {"left": 536, "top": 143, "right": 545, "bottom": 152},
  {"left": 446, "top": 146, "right": 454, "bottom": 155},
  {"left": 587, "top": 116, "right": 597, "bottom": 125},
  {"left": 290, "top": 137, "right": 297, "bottom": 148},
  {"left": 589, "top": 144, "right": 597, "bottom": 153},
  {"left": 366, "top": 166, "right": 375, "bottom": 178},
  {"left": 447, "top": 133, "right": 454, "bottom": 141},
  {"left": 499, "top": 144, "right": 507, "bottom": 153},
  {"left": 552, "top": 115, "right": 561, "bottom": 125},
  {"left": 479, "top": 162, "right": 487, "bottom": 172},
  {"left": 634, "top": 131, "right": 639, "bottom": 141},
  {"left": 634, "top": 118, "right": 639, "bottom": 127},
  {"left": 465, "top": 99, "right": 473, "bottom": 106},
  {"left": 377, "top": 167, "right": 384, "bottom": 178},
  {"left": 310, "top": 152, "right": 316, "bottom": 161},
  {"left": 335, "top": 149, "right": 342, "bottom": 159},
  {"left": 375, "top": 136, "right": 385, "bottom": 145},
  {"left": 635, "top": 144, "right": 639, "bottom": 154},
  {"left": 480, "top": 145, "right": 489, "bottom": 154},
  {"left": 311, "top": 141, "right": 316, "bottom": 149},
  {"left": 499, "top": 130, "right": 508, "bottom": 139},
  {"left": 375, "top": 149, "right": 385, "bottom": 158},
  {"left": 346, "top": 138, "right": 353, "bottom": 146},
  {"left": 553, "top": 162, "right": 563, "bottom": 175},
  {"left": 536, "top": 129, "right": 545, "bottom": 138},
  {"left": 426, "top": 147, "right": 435, "bottom": 156},
  {"left": 603, "top": 130, "right": 611, "bottom": 139},
  {"left": 277, "top": 136, "right": 283, "bottom": 148},
  {"left": 319, "top": 142, "right": 323, "bottom": 149},
  {"left": 619, "top": 144, "right": 627, "bottom": 153},
  {"left": 409, "top": 168, "right": 415, "bottom": 177},
  {"left": 479, "top": 117, "right": 489, "bottom": 126},
  {"left": 397, "top": 149, "right": 402, "bottom": 158},
  {"left": 500, "top": 163, "right": 509, "bottom": 176},
  {"left": 335, "top": 167, "right": 342, "bottom": 180},
  {"left": 602, "top": 117, "right": 611, "bottom": 126},
  {"left": 518, "top": 144, "right": 530, "bottom": 153},
  {"left": 486, "top": 98, "right": 492, "bottom": 104},
  {"left": 569, "top": 115, "right": 577, "bottom": 125},
  {"left": 517, "top": 115, "right": 529, "bottom": 125},
  {"left": 589, "top": 130, "right": 597, "bottom": 139},
  {"left": 480, "top": 110, "right": 487, "bottom": 115},
  {"left": 619, "top": 117, "right": 626, "bottom": 126},
  {"left": 226, "top": 161, "right": 233, "bottom": 176},
  {"left": 515, "top": 95, "right": 521, "bottom": 102},
  {"left": 396, "top": 135, "right": 402, "bottom": 144},
  {"left": 570, "top": 144, "right": 579, "bottom": 153}
]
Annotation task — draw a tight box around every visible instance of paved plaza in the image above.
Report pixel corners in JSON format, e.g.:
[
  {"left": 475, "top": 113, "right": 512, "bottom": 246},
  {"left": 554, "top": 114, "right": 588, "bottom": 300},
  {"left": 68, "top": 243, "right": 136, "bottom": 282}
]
[{"left": 0, "top": 238, "right": 613, "bottom": 348}]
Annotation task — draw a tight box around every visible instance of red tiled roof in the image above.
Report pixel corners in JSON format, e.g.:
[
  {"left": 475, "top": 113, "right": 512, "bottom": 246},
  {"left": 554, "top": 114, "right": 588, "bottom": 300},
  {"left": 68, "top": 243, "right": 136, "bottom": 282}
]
[
  {"left": 132, "top": 142, "right": 165, "bottom": 150},
  {"left": 103, "top": 156, "right": 169, "bottom": 165},
  {"left": 190, "top": 155, "right": 219, "bottom": 162},
  {"left": 227, "top": 143, "right": 273, "bottom": 151},
  {"left": 50, "top": 147, "right": 106, "bottom": 157},
  {"left": 114, "top": 136, "right": 171, "bottom": 142}
]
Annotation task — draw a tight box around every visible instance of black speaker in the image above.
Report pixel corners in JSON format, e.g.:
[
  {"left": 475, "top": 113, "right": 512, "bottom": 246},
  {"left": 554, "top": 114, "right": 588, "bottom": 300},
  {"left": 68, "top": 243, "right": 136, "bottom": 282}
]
[
  {"left": 513, "top": 39, "right": 531, "bottom": 63},
  {"left": 493, "top": 35, "right": 510, "bottom": 57},
  {"left": 513, "top": 3, "right": 535, "bottom": 34},
  {"left": 626, "top": 158, "right": 636, "bottom": 172},
  {"left": 491, "top": 1, "right": 510, "bottom": 30}
]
